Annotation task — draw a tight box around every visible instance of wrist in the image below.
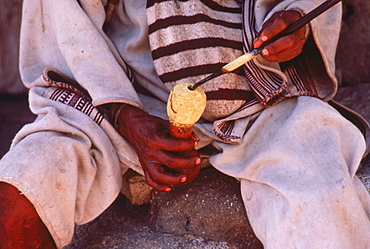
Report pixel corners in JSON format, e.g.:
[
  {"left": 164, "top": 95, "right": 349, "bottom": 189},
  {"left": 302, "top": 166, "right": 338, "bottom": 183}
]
[{"left": 98, "top": 103, "right": 127, "bottom": 130}]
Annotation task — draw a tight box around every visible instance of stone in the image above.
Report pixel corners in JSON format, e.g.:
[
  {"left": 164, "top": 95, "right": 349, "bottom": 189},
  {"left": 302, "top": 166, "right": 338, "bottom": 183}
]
[
  {"left": 357, "top": 156, "right": 370, "bottom": 194},
  {"left": 66, "top": 194, "right": 242, "bottom": 249},
  {"left": 149, "top": 167, "right": 263, "bottom": 249},
  {"left": 0, "top": 0, "right": 26, "bottom": 94},
  {"left": 334, "top": 83, "right": 370, "bottom": 192},
  {"left": 336, "top": 0, "right": 370, "bottom": 85},
  {"left": 334, "top": 83, "right": 370, "bottom": 122},
  {"left": 121, "top": 169, "right": 153, "bottom": 206},
  {"left": 0, "top": 94, "right": 36, "bottom": 157}
]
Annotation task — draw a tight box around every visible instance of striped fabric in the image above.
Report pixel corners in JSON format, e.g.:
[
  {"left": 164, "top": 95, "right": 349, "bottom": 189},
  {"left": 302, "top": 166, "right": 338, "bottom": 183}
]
[
  {"left": 146, "top": 0, "right": 255, "bottom": 121},
  {"left": 42, "top": 69, "right": 105, "bottom": 126},
  {"left": 146, "top": 0, "right": 319, "bottom": 140},
  {"left": 242, "top": 0, "right": 318, "bottom": 106}
]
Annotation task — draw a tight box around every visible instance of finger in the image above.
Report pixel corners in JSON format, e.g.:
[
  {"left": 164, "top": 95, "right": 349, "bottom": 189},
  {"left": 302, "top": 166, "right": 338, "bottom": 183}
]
[
  {"left": 157, "top": 151, "right": 201, "bottom": 170},
  {"left": 144, "top": 163, "right": 187, "bottom": 189},
  {"left": 176, "top": 163, "right": 201, "bottom": 185},
  {"left": 260, "top": 16, "right": 290, "bottom": 42},
  {"left": 261, "top": 30, "right": 305, "bottom": 62},
  {"left": 149, "top": 133, "right": 198, "bottom": 152},
  {"left": 254, "top": 10, "right": 302, "bottom": 48},
  {"left": 144, "top": 174, "right": 172, "bottom": 192},
  {"left": 262, "top": 33, "right": 300, "bottom": 55},
  {"left": 262, "top": 46, "right": 303, "bottom": 63},
  {"left": 144, "top": 150, "right": 201, "bottom": 186},
  {"left": 142, "top": 147, "right": 199, "bottom": 168}
]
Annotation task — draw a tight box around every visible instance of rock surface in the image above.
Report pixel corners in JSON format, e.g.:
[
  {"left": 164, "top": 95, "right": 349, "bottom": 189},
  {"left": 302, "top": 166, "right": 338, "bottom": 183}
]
[
  {"left": 0, "top": 0, "right": 25, "bottom": 94},
  {"left": 335, "top": 0, "right": 370, "bottom": 86},
  {"left": 334, "top": 84, "right": 370, "bottom": 193},
  {"left": 149, "top": 167, "right": 263, "bottom": 248},
  {"left": 65, "top": 172, "right": 257, "bottom": 249}
]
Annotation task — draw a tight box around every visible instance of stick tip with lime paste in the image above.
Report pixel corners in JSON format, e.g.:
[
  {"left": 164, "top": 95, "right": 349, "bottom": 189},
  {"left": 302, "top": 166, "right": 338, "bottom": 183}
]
[{"left": 167, "top": 82, "right": 206, "bottom": 139}]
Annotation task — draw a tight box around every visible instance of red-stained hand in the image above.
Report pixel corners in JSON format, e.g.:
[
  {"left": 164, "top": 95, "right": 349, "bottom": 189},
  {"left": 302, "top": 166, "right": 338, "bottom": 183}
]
[
  {"left": 254, "top": 10, "right": 308, "bottom": 63},
  {"left": 116, "top": 105, "right": 201, "bottom": 192}
]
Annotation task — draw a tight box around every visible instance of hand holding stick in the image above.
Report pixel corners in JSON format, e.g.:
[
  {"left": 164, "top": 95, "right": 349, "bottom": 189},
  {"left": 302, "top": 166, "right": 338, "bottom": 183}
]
[{"left": 189, "top": 0, "right": 342, "bottom": 90}]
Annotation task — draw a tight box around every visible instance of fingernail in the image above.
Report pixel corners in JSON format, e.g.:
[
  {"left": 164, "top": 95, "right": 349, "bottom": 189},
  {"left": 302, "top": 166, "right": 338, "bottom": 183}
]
[
  {"left": 180, "top": 176, "right": 187, "bottom": 183},
  {"left": 260, "top": 35, "right": 268, "bottom": 42},
  {"left": 194, "top": 141, "right": 198, "bottom": 148},
  {"left": 254, "top": 40, "right": 262, "bottom": 48},
  {"left": 195, "top": 157, "right": 201, "bottom": 165},
  {"left": 262, "top": 49, "right": 269, "bottom": 56},
  {"left": 165, "top": 187, "right": 172, "bottom": 191},
  {"left": 192, "top": 134, "right": 200, "bottom": 141}
]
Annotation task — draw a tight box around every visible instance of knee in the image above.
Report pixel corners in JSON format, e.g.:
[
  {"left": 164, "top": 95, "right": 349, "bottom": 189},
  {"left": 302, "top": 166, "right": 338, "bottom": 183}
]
[
  {"left": 0, "top": 182, "right": 56, "bottom": 248},
  {"left": 0, "top": 182, "right": 37, "bottom": 219}
]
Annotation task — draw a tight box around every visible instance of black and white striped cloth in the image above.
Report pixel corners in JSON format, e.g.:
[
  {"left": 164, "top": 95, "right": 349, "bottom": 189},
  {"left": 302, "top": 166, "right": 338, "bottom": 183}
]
[
  {"left": 147, "top": 0, "right": 254, "bottom": 121},
  {"left": 146, "top": 0, "right": 318, "bottom": 124}
]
